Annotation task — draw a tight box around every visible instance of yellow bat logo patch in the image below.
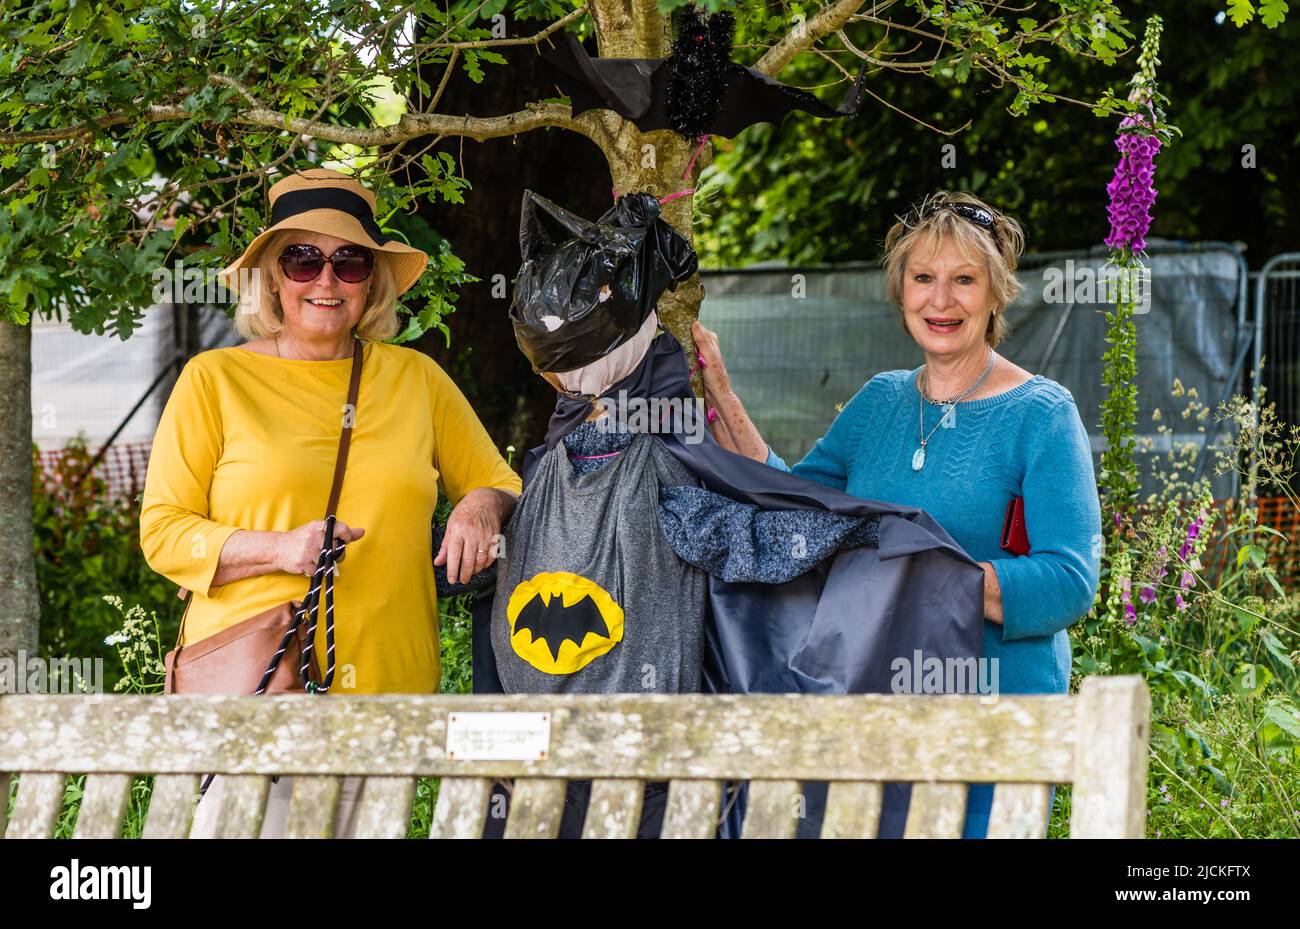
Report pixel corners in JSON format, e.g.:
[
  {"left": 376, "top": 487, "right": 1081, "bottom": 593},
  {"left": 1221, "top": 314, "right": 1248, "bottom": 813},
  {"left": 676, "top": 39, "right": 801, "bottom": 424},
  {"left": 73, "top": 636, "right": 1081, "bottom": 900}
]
[{"left": 506, "top": 572, "right": 624, "bottom": 675}]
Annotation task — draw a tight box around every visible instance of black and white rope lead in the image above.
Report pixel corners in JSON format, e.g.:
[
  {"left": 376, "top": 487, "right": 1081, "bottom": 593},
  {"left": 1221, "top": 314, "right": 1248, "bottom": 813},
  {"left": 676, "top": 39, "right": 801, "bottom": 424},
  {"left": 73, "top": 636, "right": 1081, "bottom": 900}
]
[{"left": 197, "top": 515, "right": 347, "bottom": 799}]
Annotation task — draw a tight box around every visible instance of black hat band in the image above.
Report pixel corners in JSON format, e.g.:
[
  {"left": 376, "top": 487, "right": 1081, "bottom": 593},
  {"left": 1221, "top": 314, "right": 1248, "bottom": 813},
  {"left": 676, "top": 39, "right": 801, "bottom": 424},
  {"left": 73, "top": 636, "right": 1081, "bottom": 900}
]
[{"left": 270, "top": 188, "right": 392, "bottom": 245}]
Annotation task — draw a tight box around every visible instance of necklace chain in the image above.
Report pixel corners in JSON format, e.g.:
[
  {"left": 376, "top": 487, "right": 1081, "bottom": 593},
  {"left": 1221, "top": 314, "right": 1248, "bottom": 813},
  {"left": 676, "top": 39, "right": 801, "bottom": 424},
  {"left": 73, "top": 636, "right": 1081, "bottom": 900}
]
[
  {"left": 920, "top": 348, "right": 996, "bottom": 405},
  {"left": 274, "top": 332, "right": 356, "bottom": 361},
  {"left": 912, "top": 348, "right": 996, "bottom": 472}
]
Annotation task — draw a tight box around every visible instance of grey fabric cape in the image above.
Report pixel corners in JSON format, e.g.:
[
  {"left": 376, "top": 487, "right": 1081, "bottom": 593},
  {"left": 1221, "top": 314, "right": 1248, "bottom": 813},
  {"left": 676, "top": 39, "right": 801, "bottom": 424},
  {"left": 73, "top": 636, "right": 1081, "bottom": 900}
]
[{"left": 472, "top": 330, "right": 986, "bottom": 835}]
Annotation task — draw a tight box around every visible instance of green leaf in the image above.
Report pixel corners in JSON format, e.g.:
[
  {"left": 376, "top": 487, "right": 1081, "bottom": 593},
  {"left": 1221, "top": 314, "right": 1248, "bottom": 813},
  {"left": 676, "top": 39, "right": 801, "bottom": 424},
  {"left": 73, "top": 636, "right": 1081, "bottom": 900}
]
[
  {"left": 1260, "top": 630, "right": 1292, "bottom": 666},
  {"left": 463, "top": 50, "right": 485, "bottom": 84},
  {"left": 98, "top": 10, "right": 129, "bottom": 44},
  {"left": 1230, "top": 605, "right": 1260, "bottom": 632},
  {"left": 1172, "top": 669, "right": 1211, "bottom": 697},
  {"left": 1264, "top": 700, "right": 1300, "bottom": 740},
  {"left": 1260, "top": 0, "right": 1290, "bottom": 26},
  {"left": 10, "top": 277, "right": 31, "bottom": 311},
  {"left": 1227, "top": 0, "right": 1256, "bottom": 26},
  {"left": 1009, "top": 53, "right": 1050, "bottom": 69},
  {"left": 953, "top": 52, "right": 972, "bottom": 84},
  {"left": 1236, "top": 544, "right": 1254, "bottom": 567}
]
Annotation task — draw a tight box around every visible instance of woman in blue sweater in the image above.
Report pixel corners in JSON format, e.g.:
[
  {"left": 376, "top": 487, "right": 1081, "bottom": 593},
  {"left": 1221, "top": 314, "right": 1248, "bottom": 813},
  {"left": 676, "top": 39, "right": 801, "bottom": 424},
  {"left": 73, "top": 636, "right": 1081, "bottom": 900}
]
[{"left": 693, "top": 191, "right": 1102, "bottom": 838}]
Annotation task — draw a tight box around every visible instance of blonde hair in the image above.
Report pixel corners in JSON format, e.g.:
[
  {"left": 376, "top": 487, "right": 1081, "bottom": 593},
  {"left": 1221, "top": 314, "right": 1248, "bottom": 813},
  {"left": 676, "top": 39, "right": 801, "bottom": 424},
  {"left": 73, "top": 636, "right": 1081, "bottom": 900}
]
[
  {"left": 233, "top": 229, "right": 401, "bottom": 341},
  {"left": 882, "top": 191, "right": 1025, "bottom": 347}
]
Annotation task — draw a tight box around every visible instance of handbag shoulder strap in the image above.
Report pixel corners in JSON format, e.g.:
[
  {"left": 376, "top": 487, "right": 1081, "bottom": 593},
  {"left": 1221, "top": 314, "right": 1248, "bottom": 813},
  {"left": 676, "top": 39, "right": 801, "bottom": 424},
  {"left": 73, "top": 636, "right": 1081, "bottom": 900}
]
[
  {"left": 173, "top": 336, "right": 366, "bottom": 650},
  {"left": 325, "top": 337, "right": 365, "bottom": 519}
]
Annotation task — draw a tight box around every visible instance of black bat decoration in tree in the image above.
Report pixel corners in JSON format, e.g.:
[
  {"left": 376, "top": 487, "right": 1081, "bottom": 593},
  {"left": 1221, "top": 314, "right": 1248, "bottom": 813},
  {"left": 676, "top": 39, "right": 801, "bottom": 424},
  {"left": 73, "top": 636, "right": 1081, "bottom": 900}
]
[{"left": 537, "top": 6, "right": 868, "bottom": 142}]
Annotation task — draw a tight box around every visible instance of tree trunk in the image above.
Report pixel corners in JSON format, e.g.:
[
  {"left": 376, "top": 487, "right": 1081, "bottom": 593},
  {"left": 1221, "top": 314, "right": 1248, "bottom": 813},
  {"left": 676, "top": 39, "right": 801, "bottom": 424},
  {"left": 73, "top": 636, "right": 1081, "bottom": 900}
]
[
  {"left": 604, "top": 126, "right": 710, "bottom": 354},
  {"left": 413, "top": 0, "right": 712, "bottom": 454},
  {"left": 0, "top": 318, "right": 40, "bottom": 663},
  {"left": 408, "top": 20, "right": 615, "bottom": 453},
  {"left": 588, "top": 0, "right": 709, "bottom": 361}
]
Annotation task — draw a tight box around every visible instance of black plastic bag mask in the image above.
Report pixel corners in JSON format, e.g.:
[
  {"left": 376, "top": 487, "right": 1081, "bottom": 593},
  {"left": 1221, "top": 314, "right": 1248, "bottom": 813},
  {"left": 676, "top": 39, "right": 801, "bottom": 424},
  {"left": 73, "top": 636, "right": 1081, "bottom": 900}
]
[{"left": 511, "top": 190, "right": 698, "bottom": 373}]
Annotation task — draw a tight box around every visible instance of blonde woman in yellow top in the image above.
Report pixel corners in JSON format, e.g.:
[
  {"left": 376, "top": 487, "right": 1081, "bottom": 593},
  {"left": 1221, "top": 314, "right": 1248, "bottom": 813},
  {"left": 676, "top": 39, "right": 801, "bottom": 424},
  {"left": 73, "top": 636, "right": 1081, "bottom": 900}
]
[{"left": 139, "top": 169, "right": 521, "bottom": 836}]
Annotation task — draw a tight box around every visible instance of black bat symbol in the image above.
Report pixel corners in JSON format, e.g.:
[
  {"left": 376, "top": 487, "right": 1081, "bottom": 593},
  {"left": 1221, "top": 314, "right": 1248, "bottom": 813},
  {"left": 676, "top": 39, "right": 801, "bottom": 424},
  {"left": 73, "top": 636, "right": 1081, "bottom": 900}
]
[{"left": 513, "top": 593, "right": 609, "bottom": 662}]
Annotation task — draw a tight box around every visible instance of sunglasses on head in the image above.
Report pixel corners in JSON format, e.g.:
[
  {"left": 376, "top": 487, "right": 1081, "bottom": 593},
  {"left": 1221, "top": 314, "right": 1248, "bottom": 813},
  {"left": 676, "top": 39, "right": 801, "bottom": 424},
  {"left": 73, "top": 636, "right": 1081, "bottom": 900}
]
[
  {"left": 278, "top": 243, "right": 374, "bottom": 284},
  {"left": 916, "top": 201, "right": 1002, "bottom": 249}
]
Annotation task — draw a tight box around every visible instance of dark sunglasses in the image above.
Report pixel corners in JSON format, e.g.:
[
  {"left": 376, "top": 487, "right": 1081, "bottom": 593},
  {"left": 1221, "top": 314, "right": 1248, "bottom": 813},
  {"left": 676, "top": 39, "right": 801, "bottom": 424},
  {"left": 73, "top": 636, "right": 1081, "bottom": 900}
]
[{"left": 278, "top": 244, "right": 375, "bottom": 284}]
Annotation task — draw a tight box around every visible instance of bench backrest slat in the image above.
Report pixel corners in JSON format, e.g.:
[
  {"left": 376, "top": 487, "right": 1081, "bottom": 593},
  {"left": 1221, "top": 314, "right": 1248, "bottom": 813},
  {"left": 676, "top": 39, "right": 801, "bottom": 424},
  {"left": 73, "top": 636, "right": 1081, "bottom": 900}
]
[
  {"left": 0, "top": 693, "right": 1081, "bottom": 781},
  {"left": 73, "top": 773, "right": 133, "bottom": 839},
  {"left": 284, "top": 775, "right": 342, "bottom": 839},
  {"left": 740, "top": 779, "right": 802, "bottom": 839},
  {"left": 140, "top": 774, "right": 201, "bottom": 839},
  {"left": 214, "top": 775, "right": 271, "bottom": 839},
  {"left": 582, "top": 779, "right": 645, "bottom": 838},
  {"left": 429, "top": 776, "right": 493, "bottom": 839},
  {"left": 6, "top": 772, "right": 64, "bottom": 839},
  {"left": 502, "top": 778, "right": 567, "bottom": 839},
  {"left": 822, "top": 781, "right": 883, "bottom": 838},
  {"left": 902, "top": 783, "right": 967, "bottom": 838},
  {"left": 660, "top": 780, "right": 722, "bottom": 838},
  {"left": 354, "top": 776, "right": 418, "bottom": 839},
  {"left": 986, "top": 783, "right": 1053, "bottom": 838}
]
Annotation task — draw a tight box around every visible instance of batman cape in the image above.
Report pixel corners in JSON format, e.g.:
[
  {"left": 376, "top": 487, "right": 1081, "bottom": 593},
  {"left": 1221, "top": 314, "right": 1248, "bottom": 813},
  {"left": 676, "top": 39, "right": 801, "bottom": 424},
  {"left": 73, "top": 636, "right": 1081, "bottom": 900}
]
[{"left": 472, "top": 329, "right": 985, "bottom": 836}]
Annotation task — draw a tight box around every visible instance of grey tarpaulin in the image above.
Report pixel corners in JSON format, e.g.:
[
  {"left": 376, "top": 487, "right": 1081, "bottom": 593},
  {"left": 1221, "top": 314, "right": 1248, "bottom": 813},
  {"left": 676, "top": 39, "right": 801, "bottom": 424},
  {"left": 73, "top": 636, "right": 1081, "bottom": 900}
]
[{"left": 699, "top": 243, "right": 1246, "bottom": 500}]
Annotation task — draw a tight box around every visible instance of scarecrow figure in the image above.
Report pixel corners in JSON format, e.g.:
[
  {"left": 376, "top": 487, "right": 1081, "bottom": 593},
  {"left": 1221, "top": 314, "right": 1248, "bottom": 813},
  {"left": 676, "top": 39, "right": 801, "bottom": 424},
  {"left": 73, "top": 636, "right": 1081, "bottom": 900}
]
[{"left": 466, "top": 189, "right": 985, "bottom": 838}]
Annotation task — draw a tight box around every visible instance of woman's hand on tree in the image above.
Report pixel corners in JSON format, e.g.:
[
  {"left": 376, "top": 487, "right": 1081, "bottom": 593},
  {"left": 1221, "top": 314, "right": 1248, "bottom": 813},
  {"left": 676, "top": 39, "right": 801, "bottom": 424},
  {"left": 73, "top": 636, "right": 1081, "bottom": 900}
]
[
  {"left": 692, "top": 318, "right": 735, "bottom": 403},
  {"left": 691, "top": 319, "right": 770, "bottom": 463}
]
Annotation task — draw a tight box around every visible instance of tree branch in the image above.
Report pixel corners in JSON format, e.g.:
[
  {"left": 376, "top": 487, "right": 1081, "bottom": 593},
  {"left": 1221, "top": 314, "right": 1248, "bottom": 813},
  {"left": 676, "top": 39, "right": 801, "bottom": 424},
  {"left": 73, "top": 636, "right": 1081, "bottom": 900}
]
[
  {"left": 418, "top": 5, "right": 587, "bottom": 50},
  {"left": 0, "top": 90, "right": 597, "bottom": 148},
  {"left": 631, "top": 0, "right": 671, "bottom": 57},
  {"left": 754, "top": 0, "right": 865, "bottom": 77}
]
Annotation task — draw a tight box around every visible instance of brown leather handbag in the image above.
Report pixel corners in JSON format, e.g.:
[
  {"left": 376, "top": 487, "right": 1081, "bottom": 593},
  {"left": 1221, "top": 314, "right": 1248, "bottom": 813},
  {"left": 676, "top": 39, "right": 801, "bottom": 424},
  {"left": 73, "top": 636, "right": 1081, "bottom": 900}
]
[{"left": 163, "top": 338, "right": 364, "bottom": 697}]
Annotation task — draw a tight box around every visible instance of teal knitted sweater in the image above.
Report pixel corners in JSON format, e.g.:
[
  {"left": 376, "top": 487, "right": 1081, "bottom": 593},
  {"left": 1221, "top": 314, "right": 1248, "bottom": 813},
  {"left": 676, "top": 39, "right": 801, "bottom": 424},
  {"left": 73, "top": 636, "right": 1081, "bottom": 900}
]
[{"left": 766, "top": 366, "right": 1102, "bottom": 697}]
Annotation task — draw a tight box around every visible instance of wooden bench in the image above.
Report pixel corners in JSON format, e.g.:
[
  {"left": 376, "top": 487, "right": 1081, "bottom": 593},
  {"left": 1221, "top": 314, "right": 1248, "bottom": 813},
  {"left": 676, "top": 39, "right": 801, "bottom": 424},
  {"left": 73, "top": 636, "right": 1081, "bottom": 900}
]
[{"left": 0, "top": 675, "right": 1148, "bottom": 839}]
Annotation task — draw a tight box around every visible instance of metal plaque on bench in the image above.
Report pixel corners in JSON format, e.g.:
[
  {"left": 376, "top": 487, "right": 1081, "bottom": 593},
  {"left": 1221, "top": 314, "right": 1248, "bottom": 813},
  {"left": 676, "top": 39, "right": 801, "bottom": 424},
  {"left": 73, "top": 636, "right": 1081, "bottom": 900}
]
[{"left": 445, "top": 711, "right": 552, "bottom": 761}]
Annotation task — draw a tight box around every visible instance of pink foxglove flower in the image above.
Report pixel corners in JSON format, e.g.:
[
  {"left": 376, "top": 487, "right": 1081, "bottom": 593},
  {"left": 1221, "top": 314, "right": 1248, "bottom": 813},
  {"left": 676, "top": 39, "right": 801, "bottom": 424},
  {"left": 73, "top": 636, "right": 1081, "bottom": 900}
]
[{"left": 1104, "top": 117, "right": 1162, "bottom": 253}]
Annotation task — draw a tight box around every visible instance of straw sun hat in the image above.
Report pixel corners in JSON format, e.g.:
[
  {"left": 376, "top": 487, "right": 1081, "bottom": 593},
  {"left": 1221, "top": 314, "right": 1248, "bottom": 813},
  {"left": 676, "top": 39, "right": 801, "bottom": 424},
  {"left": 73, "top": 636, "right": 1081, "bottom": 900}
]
[{"left": 218, "top": 168, "right": 429, "bottom": 296}]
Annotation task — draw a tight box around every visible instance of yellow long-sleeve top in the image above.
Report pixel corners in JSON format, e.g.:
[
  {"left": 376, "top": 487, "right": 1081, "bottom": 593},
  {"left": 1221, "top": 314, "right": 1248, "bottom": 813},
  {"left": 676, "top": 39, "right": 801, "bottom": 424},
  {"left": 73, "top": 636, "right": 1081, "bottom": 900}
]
[{"left": 139, "top": 339, "right": 522, "bottom": 694}]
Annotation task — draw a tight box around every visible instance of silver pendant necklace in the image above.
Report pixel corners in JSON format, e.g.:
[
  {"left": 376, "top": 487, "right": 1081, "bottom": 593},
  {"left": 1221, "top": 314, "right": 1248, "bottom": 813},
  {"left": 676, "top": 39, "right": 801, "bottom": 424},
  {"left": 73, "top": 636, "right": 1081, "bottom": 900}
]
[{"left": 912, "top": 348, "right": 996, "bottom": 471}]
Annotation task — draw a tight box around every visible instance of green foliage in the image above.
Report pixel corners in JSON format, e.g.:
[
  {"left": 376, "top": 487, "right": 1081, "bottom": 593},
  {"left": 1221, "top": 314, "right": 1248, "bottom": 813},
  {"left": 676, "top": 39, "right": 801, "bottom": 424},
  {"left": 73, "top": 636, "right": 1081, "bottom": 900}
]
[
  {"left": 1098, "top": 254, "right": 1142, "bottom": 540},
  {"left": 695, "top": 1, "right": 1299, "bottom": 269},
  {"left": 1229, "top": 0, "right": 1292, "bottom": 27},
  {"left": 101, "top": 594, "right": 169, "bottom": 694},
  {"left": 0, "top": 0, "right": 553, "bottom": 342},
  {"left": 1, "top": 0, "right": 1185, "bottom": 341},
  {"left": 1070, "top": 376, "right": 1300, "bottom": 838},
  {"left": 32, "top": 436, "right": 178, "bottom": 687}
]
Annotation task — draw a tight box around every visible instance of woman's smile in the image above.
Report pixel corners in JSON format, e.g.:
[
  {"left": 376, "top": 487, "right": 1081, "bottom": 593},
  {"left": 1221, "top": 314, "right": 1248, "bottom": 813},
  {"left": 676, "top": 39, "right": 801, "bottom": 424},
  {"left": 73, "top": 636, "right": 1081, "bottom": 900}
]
[{"left": 924, "top": 316, "right": 965, "bottom": 333}]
